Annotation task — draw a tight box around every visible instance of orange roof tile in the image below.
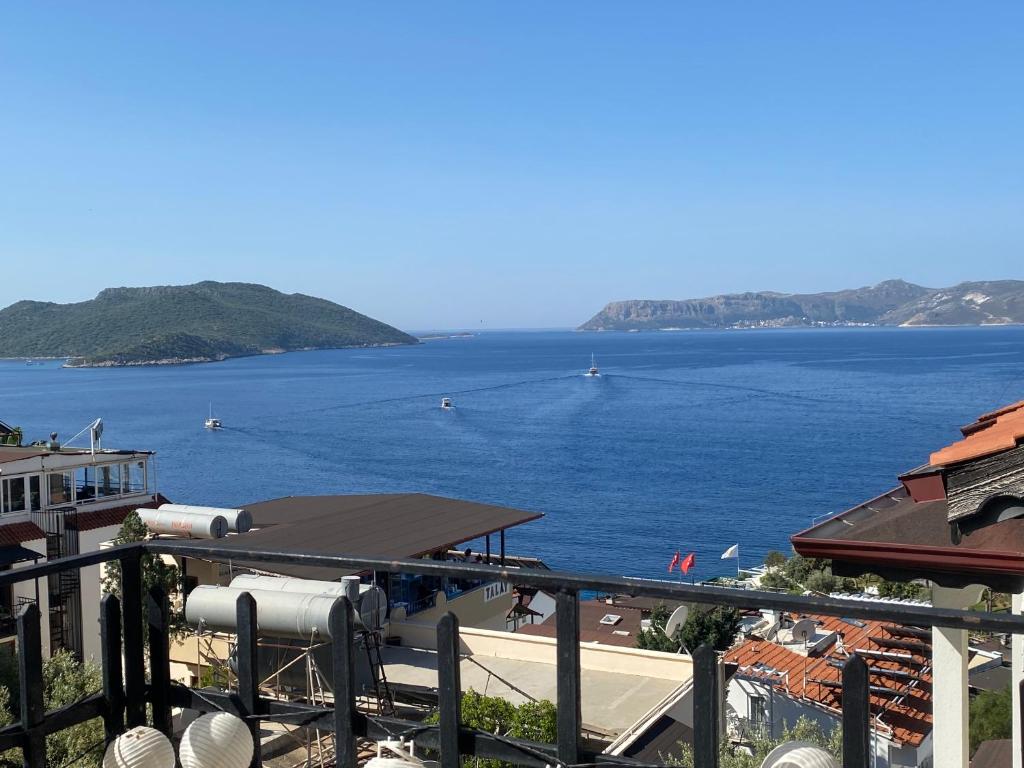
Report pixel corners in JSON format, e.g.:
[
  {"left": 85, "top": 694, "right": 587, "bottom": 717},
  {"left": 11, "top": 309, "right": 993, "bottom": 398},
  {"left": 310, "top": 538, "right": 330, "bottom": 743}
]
[
  {"left": 929, "top": 401, "right": 1024, "bottom": 467},
  {"left": 724, "top": 614, "right": 932, "bottom": 746}
]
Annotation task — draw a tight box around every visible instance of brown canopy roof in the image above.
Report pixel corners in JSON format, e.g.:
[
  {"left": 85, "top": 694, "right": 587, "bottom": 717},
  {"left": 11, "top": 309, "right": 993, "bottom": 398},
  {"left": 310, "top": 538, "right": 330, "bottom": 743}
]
[{"left": 184, "top": 493, "right": 543, "bottom": 580}]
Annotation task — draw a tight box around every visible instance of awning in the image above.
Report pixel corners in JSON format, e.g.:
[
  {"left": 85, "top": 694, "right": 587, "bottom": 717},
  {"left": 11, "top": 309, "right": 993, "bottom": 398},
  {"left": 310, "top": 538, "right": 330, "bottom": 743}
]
[{"left": 0, "top": 545, "right": 41, "bottom": 567}]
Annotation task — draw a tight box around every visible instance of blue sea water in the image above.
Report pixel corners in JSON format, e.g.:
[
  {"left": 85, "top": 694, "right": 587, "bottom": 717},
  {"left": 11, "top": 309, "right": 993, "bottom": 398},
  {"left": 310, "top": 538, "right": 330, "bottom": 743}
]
[{"left": 2, "top": 327, "right": 1023, "bottom": 581}]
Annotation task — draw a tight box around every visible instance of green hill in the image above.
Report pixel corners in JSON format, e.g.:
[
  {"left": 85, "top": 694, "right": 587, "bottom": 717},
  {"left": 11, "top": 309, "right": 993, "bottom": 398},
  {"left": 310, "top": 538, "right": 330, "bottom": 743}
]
[{"left": 0, "top": 281, "right": 417, "bottom": 366}]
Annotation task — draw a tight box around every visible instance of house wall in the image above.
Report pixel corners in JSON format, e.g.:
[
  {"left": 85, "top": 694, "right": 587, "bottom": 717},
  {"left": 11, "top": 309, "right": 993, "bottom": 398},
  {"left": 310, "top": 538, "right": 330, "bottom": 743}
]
[
  {"left": 78, "top": 525, "right": 123, "bottom": 662},
  {"left": 11, "top": 538, "right": 48, "bottom": 656}
]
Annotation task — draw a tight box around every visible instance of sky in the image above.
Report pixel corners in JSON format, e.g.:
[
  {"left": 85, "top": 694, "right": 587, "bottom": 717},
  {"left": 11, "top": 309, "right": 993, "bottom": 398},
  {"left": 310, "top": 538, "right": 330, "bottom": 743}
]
[{"left": 1, "top": 4, "right": 1022, "bottom": 330}]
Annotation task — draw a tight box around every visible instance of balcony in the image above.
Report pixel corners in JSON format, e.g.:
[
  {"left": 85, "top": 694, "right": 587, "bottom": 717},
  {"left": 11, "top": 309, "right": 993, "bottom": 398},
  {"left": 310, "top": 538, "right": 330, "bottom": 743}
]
[{"left": 1, "top": 541, "right": 1022, "bottom": 767}]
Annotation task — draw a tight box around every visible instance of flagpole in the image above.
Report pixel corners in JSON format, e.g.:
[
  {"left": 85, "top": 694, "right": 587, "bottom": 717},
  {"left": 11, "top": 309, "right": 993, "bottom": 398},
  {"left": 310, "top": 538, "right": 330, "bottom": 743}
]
[{"left": 737, "top": 545, "right": 741, "bottom": 579}]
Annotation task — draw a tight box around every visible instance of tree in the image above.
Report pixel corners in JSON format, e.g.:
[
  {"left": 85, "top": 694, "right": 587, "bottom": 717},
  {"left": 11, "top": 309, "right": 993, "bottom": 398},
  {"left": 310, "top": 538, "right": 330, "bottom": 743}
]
[
  {"left": 970, "top": 685, "right": 1012, "bottom": 755},
  {"left": 428, "top": 690, "right": 557, "bottom": 768},
  {"left": 763, "top": 551, "right": 787, "bottom": 569},
  {"left": 101, "top": 511, "right": 185, "bottom": 636},
  {"left": 679, "top": 605, "right": 741, "bottom": 653},
  {"left": 664, "top": 715, "right": 841, "bottom": 768},
  {"left": 0, "top": 651, "right": 104, "bottom": 768},
  {"left": 637, "top": 604, "right": 684, "bottom": 653}
]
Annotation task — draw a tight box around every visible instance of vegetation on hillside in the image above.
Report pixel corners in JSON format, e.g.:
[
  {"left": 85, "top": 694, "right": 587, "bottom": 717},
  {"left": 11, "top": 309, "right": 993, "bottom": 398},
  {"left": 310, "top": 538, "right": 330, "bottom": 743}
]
[
  {"left": 0, "top": 281, "right": 416, "bottom": 365},
  {"left": 759, "top": 550, "right": 927, "bottom": 600}
]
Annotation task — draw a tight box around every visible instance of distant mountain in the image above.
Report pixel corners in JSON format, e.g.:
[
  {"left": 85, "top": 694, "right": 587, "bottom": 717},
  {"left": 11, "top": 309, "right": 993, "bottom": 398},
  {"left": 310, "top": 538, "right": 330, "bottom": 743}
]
[
  {"left": 0, "top": 281, "right": 417, "bottom": 366},
  {"left": 578, "top": 280, "right": 1024, "bottom": 331}
]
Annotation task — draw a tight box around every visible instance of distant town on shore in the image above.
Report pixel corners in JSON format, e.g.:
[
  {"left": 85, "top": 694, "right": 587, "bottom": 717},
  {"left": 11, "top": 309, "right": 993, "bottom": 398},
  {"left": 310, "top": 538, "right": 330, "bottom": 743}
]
[{"left": 579, "top": 279, "right": 1024, "bottom": 331}]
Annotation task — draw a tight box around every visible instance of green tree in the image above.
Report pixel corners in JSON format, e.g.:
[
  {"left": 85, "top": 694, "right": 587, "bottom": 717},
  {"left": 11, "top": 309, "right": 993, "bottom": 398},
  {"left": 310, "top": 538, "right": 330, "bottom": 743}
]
[
  {"left": 679, "top": 606, "right": 741, "bottom": 653},
  {"left": 101, "top": 511, "right": 185, "bottom": 636},
  {"left": 664, "top": 716, "right": 841, "bottom": 768},
  {"left": 803, "top": 569, "right": 837, "bottom": 595},
  {"left": 970, "top": 685, "right": 1012, "bottom": 755},
  {"left": 428, "top": 690, "right": 557, "bottom": 768},
  {"left": 0, "top": 651, "right": 104, "bottom": 768},
  {"left": 636, "top": 604, "right": 684, "bottom": 653},
  {"left": 877, "top": 580, "right": 925, "bottom": 601},
  {"left": 763, "top": 551, "right": 787, "bottom": 569}
]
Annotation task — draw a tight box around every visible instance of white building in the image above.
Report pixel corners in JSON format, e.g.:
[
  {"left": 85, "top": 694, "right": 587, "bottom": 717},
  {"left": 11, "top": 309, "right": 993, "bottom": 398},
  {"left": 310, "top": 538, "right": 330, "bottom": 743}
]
[{"left": 0, "top": 423, "right": 159, "bottom": 661}]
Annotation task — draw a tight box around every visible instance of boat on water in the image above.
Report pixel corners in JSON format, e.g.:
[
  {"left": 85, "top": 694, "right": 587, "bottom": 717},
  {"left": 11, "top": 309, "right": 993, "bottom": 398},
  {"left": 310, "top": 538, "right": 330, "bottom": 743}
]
[
  {"left": 204, "top": 403, "right": 222, "bottom": 430},
  {"left": 440, "top": 397, "right": 453, "bottom": 410},
  {"left": 585, "top": 355, "right": 600, "bottom": 377}
]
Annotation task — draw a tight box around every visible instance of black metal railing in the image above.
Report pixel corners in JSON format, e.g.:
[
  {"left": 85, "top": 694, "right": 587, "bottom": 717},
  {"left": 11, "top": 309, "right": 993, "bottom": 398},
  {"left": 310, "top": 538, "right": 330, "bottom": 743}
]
[{"left": 2, "top": 541, "right": 1024, "bottom": 768}]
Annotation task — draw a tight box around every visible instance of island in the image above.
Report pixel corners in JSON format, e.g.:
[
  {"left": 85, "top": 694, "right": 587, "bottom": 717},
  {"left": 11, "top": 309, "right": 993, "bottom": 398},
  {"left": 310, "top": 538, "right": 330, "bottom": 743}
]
[
  {"left": 578, "top": 280, "right": 1024, "bottom": 331},
  {"left": 0, "top": 281, "right": 418, "bottom": 367}
]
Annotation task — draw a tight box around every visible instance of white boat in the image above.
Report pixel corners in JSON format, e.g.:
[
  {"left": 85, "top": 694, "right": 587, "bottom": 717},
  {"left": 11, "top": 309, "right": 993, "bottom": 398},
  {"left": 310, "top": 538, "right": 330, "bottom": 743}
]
[
  {"left": 440, "top": 397, "right": 453, "bottom": 410},
  {"left": 586, "top": 355, "right": 600, "bottom": 377},
  {"left": 204, "top": 403, "right": 222, "bottom": 430}
]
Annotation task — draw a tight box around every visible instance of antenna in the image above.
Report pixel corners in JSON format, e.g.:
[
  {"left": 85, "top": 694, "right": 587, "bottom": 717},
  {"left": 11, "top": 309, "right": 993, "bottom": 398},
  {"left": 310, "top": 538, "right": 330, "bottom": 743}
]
[{"left": 89, "top": 418, "right": 103, "bottom": 454}]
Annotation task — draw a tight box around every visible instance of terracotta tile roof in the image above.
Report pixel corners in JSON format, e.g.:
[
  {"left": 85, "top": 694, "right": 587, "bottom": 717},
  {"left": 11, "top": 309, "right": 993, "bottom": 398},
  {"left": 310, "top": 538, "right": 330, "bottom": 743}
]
[
  {"left": 930, "top": 400, "right": 1024, "bottom": 467},
  {"left": 724, "top": 615, "right": 932, "bottom": 747},
  {"left": 0, "top": 522, "right": 45, "bottom": 546},
  {"left": 73, "top": 495, "right": 168, "bottom": 532}
]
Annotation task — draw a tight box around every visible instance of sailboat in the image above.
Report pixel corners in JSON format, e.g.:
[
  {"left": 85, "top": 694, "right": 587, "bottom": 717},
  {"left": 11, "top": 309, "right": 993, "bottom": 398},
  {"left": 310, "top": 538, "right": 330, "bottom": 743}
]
[
  {"left": 585, "top": 354, "right": 600, "bottom": 377},
  {"left": 204, "top": 403, "right": 222, "bottom": 430}
]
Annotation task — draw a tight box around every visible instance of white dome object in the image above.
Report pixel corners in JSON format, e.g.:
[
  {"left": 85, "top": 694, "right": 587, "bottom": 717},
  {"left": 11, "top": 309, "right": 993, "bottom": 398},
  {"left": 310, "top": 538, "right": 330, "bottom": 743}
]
[
  {"left": 180, "top": 712, "right": 254, "bottom": 768},
  {"left": 760, "top": 742, "right": 839, "bottom": 768},
  {"left": 102, "top": 726, "right": 175, "bottom": 768},
  {"left": 365, "top": 739, "right": 424, "bottom": 768}
]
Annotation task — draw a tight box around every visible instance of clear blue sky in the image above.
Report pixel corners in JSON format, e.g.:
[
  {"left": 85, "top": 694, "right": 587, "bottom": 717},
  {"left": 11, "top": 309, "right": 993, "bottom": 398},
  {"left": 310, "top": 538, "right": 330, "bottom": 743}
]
[{"left": 1, "top": 4, "right": 1021, "bottom": 330}]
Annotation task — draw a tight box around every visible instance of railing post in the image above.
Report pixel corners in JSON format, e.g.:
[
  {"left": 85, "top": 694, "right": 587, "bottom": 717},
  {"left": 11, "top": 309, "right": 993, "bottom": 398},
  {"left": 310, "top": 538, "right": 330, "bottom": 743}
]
[
  {"left": 842, "top": 654, "right": 870, "bottom": 768},
  {"left": 693, "top": 644, "right": 720, "bottom": 768},
  {"left": 556, "top": 590, "right": 581, "bottom": 765},
  {"left": 121, "top": 549, "right": 146, "bottom": 728},
  {"left": 236, "top": 592, "right": 263, "bottom": 768},
  {"left": 437, "top": 612, "right": 462, "bottom": 768},
  {"left": 17, "top": 603, "right": 46, "bottom": 768},
  {"left": 100, "top": 593, "right": 125, "bottom": 742},
  {"left": 147, "top": 585, "right": 172, "bottom": 736},
  {"left": 329, "top": 597, "right": 357, "bottom": 768}
]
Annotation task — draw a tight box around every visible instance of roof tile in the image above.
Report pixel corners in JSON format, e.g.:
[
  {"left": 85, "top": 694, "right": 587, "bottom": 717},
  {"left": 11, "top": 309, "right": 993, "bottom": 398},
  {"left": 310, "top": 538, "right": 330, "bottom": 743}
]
[{"left": 930, "top": 401, "right": 1024, "bottom": 466}]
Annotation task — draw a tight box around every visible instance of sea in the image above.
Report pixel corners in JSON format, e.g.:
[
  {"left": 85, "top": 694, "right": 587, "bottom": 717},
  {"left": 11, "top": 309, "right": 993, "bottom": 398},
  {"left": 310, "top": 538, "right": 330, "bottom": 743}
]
[{"left": 2, "top": 327, "right": 1023, "bottom": 582}]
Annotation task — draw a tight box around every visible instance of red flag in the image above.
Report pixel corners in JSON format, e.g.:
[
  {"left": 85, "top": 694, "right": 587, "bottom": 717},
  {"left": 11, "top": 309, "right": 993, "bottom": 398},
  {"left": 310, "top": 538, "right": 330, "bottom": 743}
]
[
  {"left": 668, "top": 551, "right": 680, "bottom": 572},
  {"left": 680, "top": 552, "right": 696, "bottom": 575}
]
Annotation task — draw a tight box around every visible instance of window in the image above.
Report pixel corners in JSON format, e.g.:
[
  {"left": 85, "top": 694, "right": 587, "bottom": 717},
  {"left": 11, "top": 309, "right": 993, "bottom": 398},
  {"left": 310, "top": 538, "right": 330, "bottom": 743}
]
[
  {"left": 28, "top": 476, "right": 41, "bottom": 512},
  {"left": 74, "top": 467, "right": 95, "bottom": 503},
  {"left": 47, "top": 472, "right": 73, "bottom": 506},
  {"left": 125, "top": 461, "right": 146, "bottom": 494},
  {"left": 1, "top": 478, "right": 26, "bottom": 514},
  {"left": 748, "top": 694, "right": 768, "bottom": 730},
  {"left": 96, "top": 464, "right": 120, "bottom": 498}
]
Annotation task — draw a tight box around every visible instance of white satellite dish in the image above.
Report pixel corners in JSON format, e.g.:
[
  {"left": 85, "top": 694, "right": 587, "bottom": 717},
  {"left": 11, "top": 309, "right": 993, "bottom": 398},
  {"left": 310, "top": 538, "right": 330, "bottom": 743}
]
[
  {"left": 790, "top": 618, "right": 817, "bottom": 644},
  {"left": 662, "top": 605, "right": 689, "bottom": 640},
  {"left": 760, "top": 741, "right": 838, "bottom": 768}
]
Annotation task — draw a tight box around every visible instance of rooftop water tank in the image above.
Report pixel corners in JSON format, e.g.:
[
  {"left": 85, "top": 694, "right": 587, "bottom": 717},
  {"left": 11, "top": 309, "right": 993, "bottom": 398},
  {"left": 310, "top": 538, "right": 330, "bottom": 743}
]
[
  {"left": 229, "top": 574, "right": 371, "bottom": 598},
  {"left": 158, "top": 504, "right": 252, "bottom": 533},
  {"left": 185, "top": 586, "right": 341, "bottom": 640},
  {"left": 137, "top": 509, "right": 228, "bottom": 540}
]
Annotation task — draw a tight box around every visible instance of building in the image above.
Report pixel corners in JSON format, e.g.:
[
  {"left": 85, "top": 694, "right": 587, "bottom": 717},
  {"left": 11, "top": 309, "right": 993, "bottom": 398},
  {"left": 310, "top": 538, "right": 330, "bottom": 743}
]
[
  {"left": 724, "top": 612, "right": 933, "bottom": 768},
  {"left": 0, "top": 425, "right": 160, "bottom": 660},
  {"left": 792, "top": 399, "right": 1024, "bottom": 768}
]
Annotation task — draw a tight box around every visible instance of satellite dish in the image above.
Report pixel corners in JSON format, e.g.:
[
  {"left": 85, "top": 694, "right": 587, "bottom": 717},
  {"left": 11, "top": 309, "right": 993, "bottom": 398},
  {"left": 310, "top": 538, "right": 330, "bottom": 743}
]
[
  {"left": 357, "top": 586, "right": 388, "bottom": 631},
  {"left": 791, "top": 619, "right": 817, "bottom": 644},
  {"left": 662, "top": 605, "right": 689, "bottom": 640},
  {"left": 760, "top": 741, "right": 838, "bottom": 768}
]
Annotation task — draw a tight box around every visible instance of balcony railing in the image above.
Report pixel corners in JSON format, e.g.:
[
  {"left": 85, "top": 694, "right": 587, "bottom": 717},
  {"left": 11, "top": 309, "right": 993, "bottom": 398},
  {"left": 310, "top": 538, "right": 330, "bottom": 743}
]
[{"left": 2, "top": 541, "right": 1024, "bottom": 767}]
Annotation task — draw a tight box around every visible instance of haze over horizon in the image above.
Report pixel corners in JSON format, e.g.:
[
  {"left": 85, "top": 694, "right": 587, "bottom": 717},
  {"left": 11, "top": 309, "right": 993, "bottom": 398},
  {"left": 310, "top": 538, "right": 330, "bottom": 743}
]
[{"left": 2, "top": 4, "right": 1021, "bottom": 330}]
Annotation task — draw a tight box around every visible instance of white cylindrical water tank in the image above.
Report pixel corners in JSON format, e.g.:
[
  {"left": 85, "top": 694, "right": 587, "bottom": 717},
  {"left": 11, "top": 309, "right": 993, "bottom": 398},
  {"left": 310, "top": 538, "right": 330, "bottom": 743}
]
[
  {"left": 185, "top": 586, "right": 342, "bottom": 639},
  {"left": 137, "top": 509, "right": 228, "bottom": 539},
  {"left": 158, "top": 503, "right": 253, "bottom": 533},
  {"left": 230, "top": 573, "right": 370, "bottom": 597}
]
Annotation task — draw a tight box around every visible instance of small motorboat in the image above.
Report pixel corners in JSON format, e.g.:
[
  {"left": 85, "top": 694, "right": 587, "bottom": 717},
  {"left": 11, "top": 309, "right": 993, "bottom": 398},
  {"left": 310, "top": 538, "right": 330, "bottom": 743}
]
[
  {"left": 440, "top": 397, "right": 453, "bottom": 410},
  {"left": 204, "top": 403, "right": 222, "bottom": 430},
  {"left": 585, "top": 354, "right": 600, "bottom": 377}
]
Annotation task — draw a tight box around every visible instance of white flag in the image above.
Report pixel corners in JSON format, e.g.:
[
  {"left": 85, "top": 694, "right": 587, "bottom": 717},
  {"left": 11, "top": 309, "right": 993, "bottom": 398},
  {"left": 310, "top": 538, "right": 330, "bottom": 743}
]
[{"left": 721, "top": 544, "right": 739, "bottom": 559}]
